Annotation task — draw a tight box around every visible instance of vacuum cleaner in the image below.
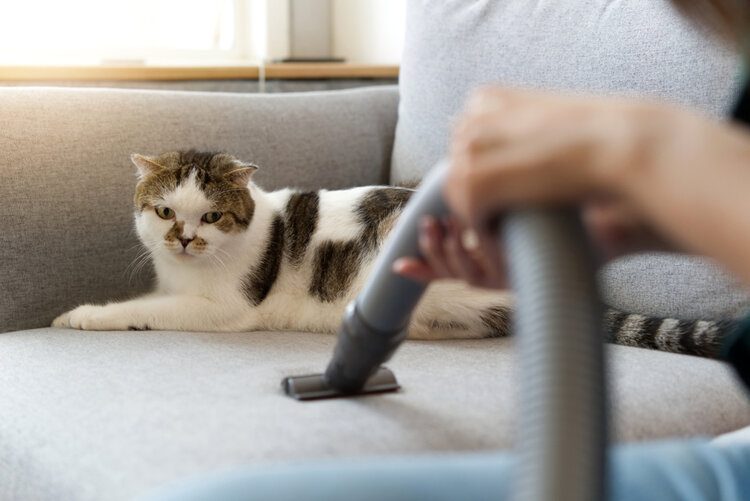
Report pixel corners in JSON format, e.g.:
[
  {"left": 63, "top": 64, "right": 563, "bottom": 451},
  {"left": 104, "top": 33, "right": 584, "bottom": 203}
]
[{"left": 282, "top": 160, "right": 607, "bottom": 501}]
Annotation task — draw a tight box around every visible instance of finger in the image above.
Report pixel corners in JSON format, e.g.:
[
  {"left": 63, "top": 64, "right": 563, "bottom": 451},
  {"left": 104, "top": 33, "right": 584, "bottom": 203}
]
[
  {"left": 453, "top": 139, "right": 601, "bottom": 212},
  {"left": 584, "top": 201, "right": 636, "bottom": 259},
  {"left": 455, "top": 89, "right": 600, "bottom": 154},
  {"left": 418, "top": 217, "right": 454, "bottom": 279},
  {"left": 475, "top": 228, "right": 508, "bottom": 288},
  {"left": 447, "top": 130, "right": 624, "bottom": 247},
  {"left": 464, "top": 86, "right": 509, "bottom": 115},
  {"left": 452, "top": 112, "right": 513, "bottom": 155},
  {"left": 584, "top": 203, "right": 677, "bottom": 259},
  {"left": 443, "top": 219, "right": 485, "bottom": 285},
  {"left": 464, "top": 86, "right": 545, "bottom": 116},
  {"left": 453, "top": 126, "right": 507, "bottom": 160},
  {"left": 392, "top": 257, "right": 438, "bottom": 283},
  {"left": 465, "top": 87, "right": 591, "bottom": 117}
]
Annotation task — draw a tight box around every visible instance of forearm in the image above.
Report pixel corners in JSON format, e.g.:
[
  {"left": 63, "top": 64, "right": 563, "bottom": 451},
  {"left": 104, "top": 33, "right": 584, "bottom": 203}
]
[{"left": 624, "top": 123, "right": 750, "bottom": 284}]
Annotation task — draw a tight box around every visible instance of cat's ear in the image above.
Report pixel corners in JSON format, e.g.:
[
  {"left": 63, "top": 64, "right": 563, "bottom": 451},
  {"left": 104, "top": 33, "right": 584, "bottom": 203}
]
[
  {"left": 225, "top": 162, "right": 258, "bottom": 187},
  {"left": 130, "top": 154, "right": 165, "bottom": 179}
]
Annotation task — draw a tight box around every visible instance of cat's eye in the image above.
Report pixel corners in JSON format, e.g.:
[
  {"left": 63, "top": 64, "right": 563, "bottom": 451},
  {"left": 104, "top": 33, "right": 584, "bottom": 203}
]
[
  {"left": 155, "top": 206, "right": 174, "bottom": 220},
  {"left": 202, "top": 211, "right": 223, "bottom": 224}
]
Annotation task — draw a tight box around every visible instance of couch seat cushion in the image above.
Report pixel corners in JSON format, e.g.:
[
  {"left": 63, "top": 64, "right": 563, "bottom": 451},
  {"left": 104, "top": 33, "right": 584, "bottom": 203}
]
[{"left": 1, "top": 328, "right": 748, "bottom": 500}]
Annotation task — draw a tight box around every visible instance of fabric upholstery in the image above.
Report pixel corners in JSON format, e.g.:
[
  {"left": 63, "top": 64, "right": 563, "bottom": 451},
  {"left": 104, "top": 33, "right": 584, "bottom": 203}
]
[
  {"left": 392, "top": 0, "right": 739, "bottom": 181},
  {"left": 0, "top": 86, "right": 399, "bottom": 334},
  {"left": 601, "top": 253, "right": 750, "bottom": 320},
  {"left": 391, "top": 0, "right": 750, "bottom": 320},
  {"left": 0, "top": 328, "right": 747, "bottom": 500}
]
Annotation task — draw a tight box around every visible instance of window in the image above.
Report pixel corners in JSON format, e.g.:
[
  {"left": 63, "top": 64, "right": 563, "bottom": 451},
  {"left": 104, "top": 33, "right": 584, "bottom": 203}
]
[
  {"left": 0, "top": 0, "right": 247, "bottom": 65},
  {"left": 0, "top": 0, "right": 405, "bottom": 67}
]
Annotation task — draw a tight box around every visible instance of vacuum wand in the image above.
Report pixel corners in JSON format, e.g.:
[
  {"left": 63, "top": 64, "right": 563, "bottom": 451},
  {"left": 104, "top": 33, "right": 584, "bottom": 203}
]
[
  {"left": 323, "top": 162, "right": 452, "bottom": 393},
  {"left": 283, "top": 161, "right": 451, "bottom": 398}
]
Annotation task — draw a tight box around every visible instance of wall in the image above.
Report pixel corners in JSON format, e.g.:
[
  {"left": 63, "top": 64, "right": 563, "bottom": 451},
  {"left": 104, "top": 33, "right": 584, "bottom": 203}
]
[
  {"left": 332, "top": 0, "right": 406, "bottom": 64},
  {"left": 196, "top": 0, "right": 406, "bottom": 64}
]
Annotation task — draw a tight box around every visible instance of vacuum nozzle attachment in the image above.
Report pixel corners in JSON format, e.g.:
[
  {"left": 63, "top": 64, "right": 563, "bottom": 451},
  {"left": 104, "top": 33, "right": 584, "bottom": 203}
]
[
  {"left": 282, "top": 367, "right": 400, "bottom": 401},
  {"left": 282, "top": 301, "right": 405, "bottom": 400}
]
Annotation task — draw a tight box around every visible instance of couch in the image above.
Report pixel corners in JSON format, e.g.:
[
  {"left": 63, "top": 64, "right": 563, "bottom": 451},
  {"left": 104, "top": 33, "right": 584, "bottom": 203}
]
[{"left": 2, "top": 1, "right": 750, "bottom": 499}]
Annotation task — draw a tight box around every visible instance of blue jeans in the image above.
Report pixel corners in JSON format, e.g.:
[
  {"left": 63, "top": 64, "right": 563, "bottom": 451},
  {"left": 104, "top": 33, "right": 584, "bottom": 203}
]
[{"left": 144, "top": 440, "right": 750, "bottom": 501}]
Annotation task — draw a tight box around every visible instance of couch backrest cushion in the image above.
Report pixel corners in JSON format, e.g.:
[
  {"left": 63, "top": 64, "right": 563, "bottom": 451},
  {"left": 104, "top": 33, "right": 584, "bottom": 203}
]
[
  {"left": 0, "top": 86, "right": 398, "bottom": 333},
  {"left": 390, "top": 1, "right": 750, "bottom": 321},
  {"left": 391, "top": 0, "right": 740, "bottom": 182}
]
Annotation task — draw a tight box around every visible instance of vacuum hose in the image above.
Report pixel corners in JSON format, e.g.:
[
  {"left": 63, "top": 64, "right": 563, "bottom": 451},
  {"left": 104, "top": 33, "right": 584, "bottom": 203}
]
[{"left": 324, "top": 160, "right": 607, "bottom": 501}]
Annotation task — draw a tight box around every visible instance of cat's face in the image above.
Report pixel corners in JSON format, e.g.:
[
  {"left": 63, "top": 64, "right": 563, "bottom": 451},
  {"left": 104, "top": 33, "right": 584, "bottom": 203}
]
[{"left": 131, "top": 151, "right": 257, "bottom": 265}]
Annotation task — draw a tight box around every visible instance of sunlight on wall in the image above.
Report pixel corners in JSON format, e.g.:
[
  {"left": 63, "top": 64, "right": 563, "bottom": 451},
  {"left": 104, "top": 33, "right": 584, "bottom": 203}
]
[
  {"left": 0, "top": 0, "right": 405, "bottom": 66},
  {"left": 0, "top": 0, "right": 235, "bottom": 64},
  {"left": 332, "top": 0, "right": 405, "bottom": 64}
]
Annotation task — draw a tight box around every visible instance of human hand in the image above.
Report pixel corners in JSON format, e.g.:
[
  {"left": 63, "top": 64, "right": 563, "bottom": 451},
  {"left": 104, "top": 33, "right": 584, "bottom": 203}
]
[
  {"left": 392, "top": 200, "right": 667, "bottom": 288},
  {"left": 394, "top": 86, "right": 748, "bottom": 285},
  {"left": 393, "top": 215, "right": 507, "bottom": 288}
]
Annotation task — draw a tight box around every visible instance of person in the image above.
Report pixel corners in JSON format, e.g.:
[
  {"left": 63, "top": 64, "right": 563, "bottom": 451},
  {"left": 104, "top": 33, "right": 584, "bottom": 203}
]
[
  {"left": 388, "top": 85, "right": 750, "bottom": 501},
  {"left": 149, "top": 77, "right": 750, "bottom": 501},
  {"left": 148, "top": 1, "right": 750, "bottom": 499}
]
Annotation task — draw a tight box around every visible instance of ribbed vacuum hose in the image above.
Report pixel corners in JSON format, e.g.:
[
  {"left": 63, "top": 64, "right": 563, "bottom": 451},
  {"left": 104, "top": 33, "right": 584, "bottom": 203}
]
[
  {"left": 504, "top": 210, "right": 607, "bottom": 501},
  {"left": 324, "top": 160, "right": 607, "bottom": 500}
]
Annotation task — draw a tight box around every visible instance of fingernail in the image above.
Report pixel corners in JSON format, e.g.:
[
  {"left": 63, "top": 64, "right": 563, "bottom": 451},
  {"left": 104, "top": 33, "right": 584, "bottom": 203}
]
[{"left": 462, "top": 229, "right": 480, "bottom": 251}]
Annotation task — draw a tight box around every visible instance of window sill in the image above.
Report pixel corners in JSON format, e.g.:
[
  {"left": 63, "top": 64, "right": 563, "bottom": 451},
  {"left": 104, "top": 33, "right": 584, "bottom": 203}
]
[{"left": 0, "top": 63, "right": 399, "bottom": 81}]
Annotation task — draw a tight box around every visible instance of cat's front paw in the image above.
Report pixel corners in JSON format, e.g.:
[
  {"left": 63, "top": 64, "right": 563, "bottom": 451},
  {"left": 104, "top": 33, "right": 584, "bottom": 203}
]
[
  {"left": 52, "top": 304, "right": 134, "bottom": 331},
  {"left": 51, "top": 310, "right": 72, "bottom": 328}
]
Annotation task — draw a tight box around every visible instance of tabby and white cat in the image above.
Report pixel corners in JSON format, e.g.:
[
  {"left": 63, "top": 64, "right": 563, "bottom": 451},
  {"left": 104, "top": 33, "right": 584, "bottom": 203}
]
[{"left": 52, "top": 150, "right": 512, "bottom": 339}]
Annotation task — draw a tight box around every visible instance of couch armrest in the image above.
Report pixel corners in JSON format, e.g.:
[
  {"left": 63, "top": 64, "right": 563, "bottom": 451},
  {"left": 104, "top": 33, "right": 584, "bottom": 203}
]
[{"left": 0, "top": 86, "right": 399, "bottom": 332}]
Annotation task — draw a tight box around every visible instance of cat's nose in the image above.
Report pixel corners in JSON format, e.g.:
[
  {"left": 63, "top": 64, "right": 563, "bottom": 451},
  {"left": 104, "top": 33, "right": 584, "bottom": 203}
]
[{"left": 179, "top": 237, "right": 194, "bottom": 248}]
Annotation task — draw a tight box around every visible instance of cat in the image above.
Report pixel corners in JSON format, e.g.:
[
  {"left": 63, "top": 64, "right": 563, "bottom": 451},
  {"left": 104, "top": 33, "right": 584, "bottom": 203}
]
[
  {"left": 52, "top": 150, "right": 736, "bottom": 357},
  {"left": 52, "top": 150, "right": 512, "bottom": 340}
]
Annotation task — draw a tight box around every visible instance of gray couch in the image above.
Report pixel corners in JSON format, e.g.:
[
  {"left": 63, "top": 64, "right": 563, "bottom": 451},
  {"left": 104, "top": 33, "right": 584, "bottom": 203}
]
[{"left": 2, "top": 1, "right": 750, "bottom": 500}]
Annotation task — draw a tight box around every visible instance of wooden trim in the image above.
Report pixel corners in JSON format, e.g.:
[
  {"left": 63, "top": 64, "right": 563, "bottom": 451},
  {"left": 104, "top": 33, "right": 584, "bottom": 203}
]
[
  {"left": 0, "top": 63, "right": 398, "bottom": 81},
  {"left": 0, "top": 65, "right": 260, "bottom": 81},
  {"left": 265, "top": 63, "right": 397, "bottom": 79}
]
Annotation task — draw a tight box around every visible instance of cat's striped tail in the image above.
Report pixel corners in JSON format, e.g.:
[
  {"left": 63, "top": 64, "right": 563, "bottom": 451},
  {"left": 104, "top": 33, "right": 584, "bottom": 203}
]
[{"left": 604, "top": 309, "right": 737, "bottom": 358}]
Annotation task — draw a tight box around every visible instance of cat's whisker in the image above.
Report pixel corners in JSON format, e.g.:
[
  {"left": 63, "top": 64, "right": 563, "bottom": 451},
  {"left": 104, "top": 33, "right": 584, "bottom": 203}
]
[
  {"left": 124, "top": 248, "right": 150, "bottom": 274},
  {"left": 126, "top": 258, "right": 150, "bottom": 285},
  {"left": 213, "top": 246, "right": 237, "bottom": 263},
  {"left": 210, "top": 253, "right": 230, "bottom": 274},
  {"left": 125, "top": 242, "right": 147, "bottom": 253},
  {"left": 125, "top": 246, "right": 155, "bottom": 284}
]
